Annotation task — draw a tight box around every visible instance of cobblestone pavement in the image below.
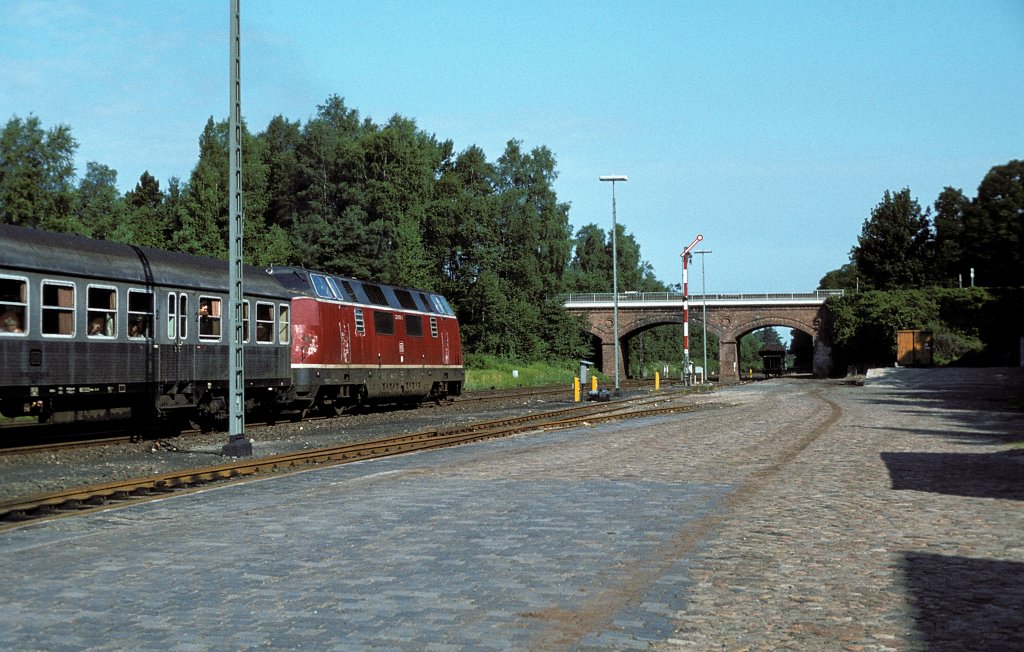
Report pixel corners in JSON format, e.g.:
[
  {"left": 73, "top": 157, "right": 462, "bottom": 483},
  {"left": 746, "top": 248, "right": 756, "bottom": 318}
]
[
  {"left": 0, "top": 368, "right": 1020, "bottom": 650},
  {"left": 657, "top": 367, "right": 1024, "bottom": 652}
]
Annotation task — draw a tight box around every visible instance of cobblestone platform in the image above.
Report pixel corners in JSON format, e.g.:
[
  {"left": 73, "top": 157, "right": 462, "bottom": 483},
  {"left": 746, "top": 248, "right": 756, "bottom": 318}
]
[{"left": 0, "top": 367, "right": 1020, "bottom": 650}]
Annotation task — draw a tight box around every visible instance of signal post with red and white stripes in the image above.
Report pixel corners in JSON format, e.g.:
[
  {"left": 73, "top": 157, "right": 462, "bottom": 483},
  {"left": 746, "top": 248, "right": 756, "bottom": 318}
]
[{"left": 680, "top": 234, "right": 703, "bottom": 385}]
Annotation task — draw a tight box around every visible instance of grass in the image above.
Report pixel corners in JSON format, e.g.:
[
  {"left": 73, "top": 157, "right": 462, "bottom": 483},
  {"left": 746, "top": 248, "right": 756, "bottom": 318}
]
[{"left": 464, "top": 356, "right": 604, "bottom": 391}]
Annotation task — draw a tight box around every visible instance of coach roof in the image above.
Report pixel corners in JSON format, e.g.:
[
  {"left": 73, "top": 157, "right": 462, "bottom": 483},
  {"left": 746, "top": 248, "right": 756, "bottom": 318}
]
[{"left": 0, "top": 223, "right": 291, "bottom": 299}]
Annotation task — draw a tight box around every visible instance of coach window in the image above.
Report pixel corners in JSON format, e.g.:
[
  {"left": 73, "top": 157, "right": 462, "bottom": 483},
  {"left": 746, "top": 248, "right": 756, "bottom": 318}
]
[
  {"left": 430, "top": 316, "right": 439, "bottom": 338},
  {"left": 168, "top": 293, "right": 188, "bottom": 340},
  {"left": 354, "top": 308, "right": 365, "bottom": 335},
  {"left": 278, "top": 304, "right": 290, "bottom": 344},
  {"left": 255, "top": 302, "right": 274, "bottom": 343},
  {"left": 1, "top": 276, "right": 28, "bottom": 335},
  {"left": 167, "top": 294, "right": 177, "bottom": 339},
  {"left": 405, "top": 314, "right": 423, "bottom": 337},
  {"left": 242, "top": 301, "right": 250, "bottom": 342},
  {"left": 373, "top": 310, "right": 395, "bottom": 335},
  {"left": 42, "top": 281, "right": 76, "bottom": 337},
  {"left": 87, "top": 286, "right": 117, "bottom": 337},
  {"left": 178, "top": 295, "right": 189, "bottom": 340},
  {"left": 127, "top": 290, "right": 153, "bottom": 338},
  {"left": 198, "top": 296, "right": 222, "bottom": 341}
]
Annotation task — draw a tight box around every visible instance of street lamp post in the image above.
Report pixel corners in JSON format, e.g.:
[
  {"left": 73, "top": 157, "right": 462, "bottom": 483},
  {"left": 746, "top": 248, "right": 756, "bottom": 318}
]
[
  {"left": 599, "top": 175, "right": 627, "bottom": 394},
  {"left": 694, "top": 250, "right": 712, "bottom": 383}
]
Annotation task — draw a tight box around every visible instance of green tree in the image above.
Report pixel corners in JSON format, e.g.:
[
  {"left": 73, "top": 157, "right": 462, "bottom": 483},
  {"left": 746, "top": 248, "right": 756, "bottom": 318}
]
[
  {"left": 852, "top": 188, "right": 934, "bottom": 290},
  {"left": 290, "top": 96, "right": 374, "bottom": 276},
  {"left": 818, "top": 262, "right": 860, "bottom": 291},
  {"left": 116, "top": 171, "right": 169, "bottom": 248},
  {"left": 259, "top": 114, "right": 304, "bottom": 232},
  {"left": 0, "top": 115, "right": 78, "bottom": 229},
  {"left": 932, "top": 187, "right": 969, "bottom": 287},
  {"left": 73, "top": 162, "right": 125, "bottom": 238},
  {"left": 962, "top": 160, "right": 1024, "bottom": 287},
  {"left": 567, "top": 223, "right": 610, "bottom": 291},
  {"left": 427, "top": 144, "right": 496, "bottom": 296}
]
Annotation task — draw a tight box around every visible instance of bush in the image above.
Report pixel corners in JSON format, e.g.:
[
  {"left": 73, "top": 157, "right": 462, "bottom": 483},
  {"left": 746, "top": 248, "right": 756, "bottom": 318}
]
[{"left": 929, "top": 325, "right": 986, "bottom": 366}]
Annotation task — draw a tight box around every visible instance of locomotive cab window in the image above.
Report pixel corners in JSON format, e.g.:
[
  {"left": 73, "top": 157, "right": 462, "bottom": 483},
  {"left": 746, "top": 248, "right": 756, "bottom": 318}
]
[
  {"left": 127, "top": 290, "right": 153, "bottom": 338},
  {"left": 255, "top": 302, "right": 274, "bottom": 343},
  {"left": 42, "top": 281, "right": 76, "bottom": 337},
  {"left": 1, "top": 275, "right": 28, "bottom": 335},
  {"left": 431, "top": 295, "right": 448, "bottom": 315},
  {"left": 327, "top": 277, "right": 348, "bottom": 301},
  {"left": 87, "top": 286, "right": 117, "bottom": 337},
  {"left": 310, "top": 274, "right": 335, "bottom": 299},
  {"left": 198, "top": 297, "right": 222, "bottom": 341}
]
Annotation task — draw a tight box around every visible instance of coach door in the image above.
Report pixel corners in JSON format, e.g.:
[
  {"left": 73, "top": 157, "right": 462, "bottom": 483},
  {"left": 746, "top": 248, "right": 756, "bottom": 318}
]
[{"left": 160, "top": 293, "right": 192, "bottom": 384}]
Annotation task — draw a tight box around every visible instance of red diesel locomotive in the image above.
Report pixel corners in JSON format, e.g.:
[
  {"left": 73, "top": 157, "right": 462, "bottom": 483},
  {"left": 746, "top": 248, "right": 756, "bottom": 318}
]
[{"left": 266, "top": 266, "right": 464, "bottom": 416}]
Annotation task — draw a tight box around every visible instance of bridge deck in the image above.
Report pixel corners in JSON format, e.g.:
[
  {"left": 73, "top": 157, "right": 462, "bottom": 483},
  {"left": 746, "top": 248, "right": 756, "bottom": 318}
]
[{"left": 562, "top": 290, "right": 842, "bottom": 308}]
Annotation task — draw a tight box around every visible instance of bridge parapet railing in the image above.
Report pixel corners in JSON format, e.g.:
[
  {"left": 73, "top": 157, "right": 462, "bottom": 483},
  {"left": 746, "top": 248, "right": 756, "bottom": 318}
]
[{"left": 561, "top": 289, "right": 844, "bottom": 304}]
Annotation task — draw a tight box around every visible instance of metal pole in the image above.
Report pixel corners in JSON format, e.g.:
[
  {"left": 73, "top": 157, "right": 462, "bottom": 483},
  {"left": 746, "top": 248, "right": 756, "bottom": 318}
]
[
  {"left": 600, "top": 176, "right": 627, "bottom": 395},
  {"left": 694, "top": 250, "right": 712, "bottom": 383},
  {"left": 223, "top": 0, "right": 251, "bottom": 457}
]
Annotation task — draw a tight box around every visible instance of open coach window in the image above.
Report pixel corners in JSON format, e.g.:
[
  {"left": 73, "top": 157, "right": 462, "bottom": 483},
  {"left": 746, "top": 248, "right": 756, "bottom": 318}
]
[
  {"left": 198, "top": 297, "right": 222, "bottom": 340},
  {"left": 127, "top": 290, "right": 154, "bottom": 338},
  {"left": 256, "top": 302, "right": 275, "bottom": 343},
  {"left": 87, "top": 286, "right": 117, "bottom": 337},
  {"left": 42, "top": 281, "right": 75, "bottom": 336},
  {"left": 0, "top": 276, "right": 28, "bottom": 334}
]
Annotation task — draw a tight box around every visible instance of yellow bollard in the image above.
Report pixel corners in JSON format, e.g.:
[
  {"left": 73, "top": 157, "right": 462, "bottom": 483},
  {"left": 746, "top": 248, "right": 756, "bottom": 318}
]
[
  {"left": 591, "top": 375, "right": 598, "bottom": 393},
  {"left": 655, "top": 371, "right": 660, "bottom": 391},
  {"left": 574, "top": 377, "right": 580, "bottom": 402}
]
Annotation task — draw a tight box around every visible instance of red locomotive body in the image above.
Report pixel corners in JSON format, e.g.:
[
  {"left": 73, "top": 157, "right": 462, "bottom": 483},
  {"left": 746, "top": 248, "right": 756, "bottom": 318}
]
[{"left": 268, "top": 267, "right": 463, "bottom": 415}]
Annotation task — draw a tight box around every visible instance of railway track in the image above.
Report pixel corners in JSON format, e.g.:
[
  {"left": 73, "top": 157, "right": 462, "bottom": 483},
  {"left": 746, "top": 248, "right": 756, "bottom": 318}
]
[
  {"left": 0, "top": 381, "right": 691, "bottom": 456},
  {"left": 0, "top": 392, "right": 703, "bottom": 529}
]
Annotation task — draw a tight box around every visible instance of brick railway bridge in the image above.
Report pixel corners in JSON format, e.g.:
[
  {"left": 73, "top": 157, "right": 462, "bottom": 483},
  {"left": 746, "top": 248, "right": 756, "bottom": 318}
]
[{"left": 563, "top": 290, "right": 843, "bottom": 383}]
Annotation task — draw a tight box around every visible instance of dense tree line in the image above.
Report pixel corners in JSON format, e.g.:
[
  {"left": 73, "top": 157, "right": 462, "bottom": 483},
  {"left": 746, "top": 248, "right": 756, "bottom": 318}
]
[
  {"left": 0, "top": 104, "right": 679, "bottom": 367},
  {"left": 818, "top": 161, "right": 1023, "bottom": 370},
  {"left": 820, "top": 160, "right": 1024, "bottom": 291}
]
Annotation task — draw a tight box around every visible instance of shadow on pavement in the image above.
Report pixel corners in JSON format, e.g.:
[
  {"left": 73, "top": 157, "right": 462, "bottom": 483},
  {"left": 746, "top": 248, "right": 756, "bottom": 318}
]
[
  {"left": 881, "top": 451, "right": 1024, "bottom": 500},
  {"left": 901, "top": 552, "right": 1024, "bottom": 651}
]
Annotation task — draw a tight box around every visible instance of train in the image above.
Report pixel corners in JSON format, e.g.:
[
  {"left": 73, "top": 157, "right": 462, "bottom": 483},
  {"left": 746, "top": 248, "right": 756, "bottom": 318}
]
[{"left": 0, "top": 223, "right": 463, "bottom": 426}]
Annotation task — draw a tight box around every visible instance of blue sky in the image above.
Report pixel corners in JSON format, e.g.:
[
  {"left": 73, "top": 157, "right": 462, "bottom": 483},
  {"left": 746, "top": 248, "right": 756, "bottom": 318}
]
[{"left": 2, "top": 1, "right": 1022, "bottom": 293}]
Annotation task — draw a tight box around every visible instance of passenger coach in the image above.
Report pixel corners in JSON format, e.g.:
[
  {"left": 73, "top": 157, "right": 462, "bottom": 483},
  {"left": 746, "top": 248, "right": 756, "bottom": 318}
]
[{"left": 0, "top": 224, "right": 293, "bottom": 424}]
